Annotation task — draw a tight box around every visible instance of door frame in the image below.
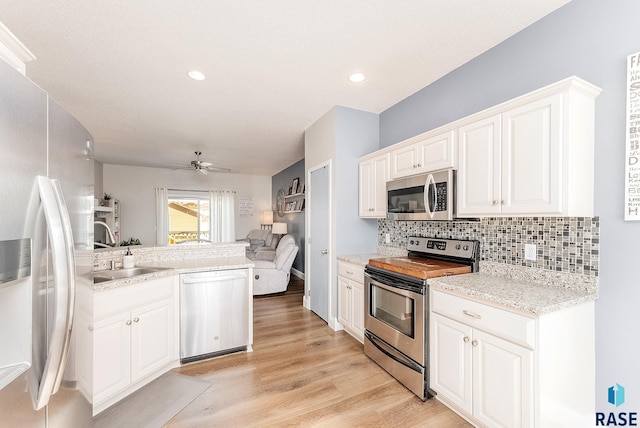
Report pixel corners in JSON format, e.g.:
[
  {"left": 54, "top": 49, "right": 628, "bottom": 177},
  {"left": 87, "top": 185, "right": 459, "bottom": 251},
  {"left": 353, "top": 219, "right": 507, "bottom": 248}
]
[{"left": 304, "top": 160, "right": 334, "bottom": 326}]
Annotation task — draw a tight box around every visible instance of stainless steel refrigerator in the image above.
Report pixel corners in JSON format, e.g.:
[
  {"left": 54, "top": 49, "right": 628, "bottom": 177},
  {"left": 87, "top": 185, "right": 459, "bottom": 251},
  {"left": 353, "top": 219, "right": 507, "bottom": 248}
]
[{"left": 0, "top": 56, "right": 94, "bottom": 426}]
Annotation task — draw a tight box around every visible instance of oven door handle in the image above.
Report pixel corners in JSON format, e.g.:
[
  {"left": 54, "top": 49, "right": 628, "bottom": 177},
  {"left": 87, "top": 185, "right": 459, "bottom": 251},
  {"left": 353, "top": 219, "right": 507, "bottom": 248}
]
[
  {"left": 365, "top": 271, "right": 425, "bottom": 295},
  {"left": 365, "top": 331, "right": 423, "bottom": 373}
]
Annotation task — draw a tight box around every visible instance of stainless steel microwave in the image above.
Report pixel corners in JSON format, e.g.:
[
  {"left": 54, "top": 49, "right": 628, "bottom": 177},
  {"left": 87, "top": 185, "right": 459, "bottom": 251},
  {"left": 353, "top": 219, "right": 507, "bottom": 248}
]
[{"left": 386, "top": 169, "right": 456, "bottom": 221}]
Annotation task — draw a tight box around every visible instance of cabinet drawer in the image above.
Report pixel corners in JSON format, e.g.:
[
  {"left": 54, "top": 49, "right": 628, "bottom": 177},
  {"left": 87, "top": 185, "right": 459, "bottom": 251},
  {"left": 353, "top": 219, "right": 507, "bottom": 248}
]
[
  {"left": 431, "top": 290, "right": 535, "bottom": 349},
  {"left": 94, "top": 276, "right": 176, "bottom": 319},
  {"left": 338, "top": 262, "right": 364, "bottom": 283}
]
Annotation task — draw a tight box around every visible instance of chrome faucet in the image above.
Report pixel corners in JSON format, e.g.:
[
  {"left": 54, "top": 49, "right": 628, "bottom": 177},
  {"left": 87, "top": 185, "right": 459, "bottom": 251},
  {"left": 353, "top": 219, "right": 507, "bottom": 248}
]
[{"left": 94, "top": 221, "right": 116, "bottom": 244}]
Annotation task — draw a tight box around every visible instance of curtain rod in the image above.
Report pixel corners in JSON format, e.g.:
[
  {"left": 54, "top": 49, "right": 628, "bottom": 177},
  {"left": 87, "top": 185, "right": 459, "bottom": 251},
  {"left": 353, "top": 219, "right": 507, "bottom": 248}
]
[{"left": 167, "top": 188, "right": 236, "bottom": 193}]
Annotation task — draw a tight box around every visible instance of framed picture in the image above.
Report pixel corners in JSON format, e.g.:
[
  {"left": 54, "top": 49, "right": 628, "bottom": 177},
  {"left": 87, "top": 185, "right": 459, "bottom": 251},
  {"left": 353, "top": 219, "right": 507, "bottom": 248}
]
[
  {"left": 291, "top": 177, "right": 300, "bottom": 194},
  {"left": 299, "top": 182, "right": 305, "bottom": 194}
]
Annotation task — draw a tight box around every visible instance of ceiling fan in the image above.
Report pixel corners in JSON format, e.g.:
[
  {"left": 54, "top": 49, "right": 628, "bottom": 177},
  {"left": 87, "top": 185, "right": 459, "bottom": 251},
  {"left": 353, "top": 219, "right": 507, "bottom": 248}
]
[{"left": 168, "top": 151, "right": 230, "bottom": 175}]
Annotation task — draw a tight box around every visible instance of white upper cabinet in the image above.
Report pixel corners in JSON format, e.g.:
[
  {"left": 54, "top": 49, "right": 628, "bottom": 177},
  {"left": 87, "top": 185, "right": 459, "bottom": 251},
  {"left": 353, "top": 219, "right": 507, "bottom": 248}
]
[
  {"left": 457, "top": 77, "right": 600, "bottom": 217},
  {"left": 458, "top": 115, "right": 502, "bottom": 215},
  {"left": 359, "top": 153, "right": 389, "bottom": 218},
  {"left": 359, "top": 76, "right": 600, "bottom": 218},
  {"left": 391, "top": 130, "right": 456, "bottom": 179}
]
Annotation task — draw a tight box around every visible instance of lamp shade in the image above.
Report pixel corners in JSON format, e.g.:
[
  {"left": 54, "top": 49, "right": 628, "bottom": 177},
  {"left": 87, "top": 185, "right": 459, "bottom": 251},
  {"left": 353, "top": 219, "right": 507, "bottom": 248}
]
[
  {"left": 271, "top": 222, "right": 287, "bottom": 235},
  {"left": 260, "top": 210, "right": 274, "bottom": 225}
]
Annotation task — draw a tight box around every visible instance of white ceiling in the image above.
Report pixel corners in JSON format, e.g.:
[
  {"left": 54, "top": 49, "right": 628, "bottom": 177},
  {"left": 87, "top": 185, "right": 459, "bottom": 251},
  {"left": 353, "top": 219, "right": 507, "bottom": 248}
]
[{"left": 0, "top": 0, "right": 569, "bottom": 176}]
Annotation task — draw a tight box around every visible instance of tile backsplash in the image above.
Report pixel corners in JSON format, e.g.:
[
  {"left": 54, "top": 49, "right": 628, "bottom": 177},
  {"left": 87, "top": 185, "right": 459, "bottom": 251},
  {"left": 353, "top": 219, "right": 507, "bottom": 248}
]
[{"left": 378, "top": 217, "right": 599, "bottom": 276}]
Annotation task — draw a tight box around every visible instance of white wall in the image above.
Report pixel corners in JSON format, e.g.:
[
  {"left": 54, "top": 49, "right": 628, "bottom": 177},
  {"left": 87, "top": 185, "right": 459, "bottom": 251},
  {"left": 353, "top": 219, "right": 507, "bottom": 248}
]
[{"left": 103, "top": 164, "right": 271, "bottom": 245}]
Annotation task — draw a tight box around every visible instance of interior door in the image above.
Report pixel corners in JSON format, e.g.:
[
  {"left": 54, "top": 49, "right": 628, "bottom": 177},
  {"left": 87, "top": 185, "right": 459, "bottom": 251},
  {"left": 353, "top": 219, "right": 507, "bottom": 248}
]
[{"left": 309, "top": 164, "right": 329, "bottom": 322}]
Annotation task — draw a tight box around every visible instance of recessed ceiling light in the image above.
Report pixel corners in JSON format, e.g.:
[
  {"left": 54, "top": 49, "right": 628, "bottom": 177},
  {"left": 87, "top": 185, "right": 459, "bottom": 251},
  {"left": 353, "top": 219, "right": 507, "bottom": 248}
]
[
  {"left": 348, "top": 72, "right": 366, "bottom": 83},
  {"left": 188, "top": 70, "right": 206, "bottom": 81}
]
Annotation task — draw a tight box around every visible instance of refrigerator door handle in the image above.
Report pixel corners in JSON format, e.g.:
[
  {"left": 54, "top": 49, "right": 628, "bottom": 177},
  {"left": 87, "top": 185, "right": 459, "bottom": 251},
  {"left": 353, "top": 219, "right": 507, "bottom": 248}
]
[{"left": 33, "top": 176, "right": 76, "bottom": 410}]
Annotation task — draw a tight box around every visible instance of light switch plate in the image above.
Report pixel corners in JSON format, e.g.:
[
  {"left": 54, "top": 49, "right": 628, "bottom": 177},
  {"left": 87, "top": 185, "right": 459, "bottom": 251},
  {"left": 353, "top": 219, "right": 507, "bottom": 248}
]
[
  {"left": 525, "top": 244, "right": 537, "bottom": 261},
  {"left": 385, "top": 233, "right": 391, "bottom": 244}
]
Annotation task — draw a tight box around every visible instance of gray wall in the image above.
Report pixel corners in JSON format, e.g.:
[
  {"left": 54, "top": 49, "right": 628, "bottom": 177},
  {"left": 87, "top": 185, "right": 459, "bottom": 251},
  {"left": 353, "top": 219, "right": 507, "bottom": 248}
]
[
  {"left": 334, "top": 106, "right": 379, "bottom": 255},
  {"left": 272, "top": 158, "right": 305, "bottom": 273},
  {"left": 379, "top": 0, "right": 640, "bottom": 412}
]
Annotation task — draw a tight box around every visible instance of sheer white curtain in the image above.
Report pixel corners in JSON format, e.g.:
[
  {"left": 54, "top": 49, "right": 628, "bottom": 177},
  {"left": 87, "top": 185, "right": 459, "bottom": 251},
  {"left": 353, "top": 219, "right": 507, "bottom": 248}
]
[
  {"left": 209, "top": 190, "right": 235, "bottom": 242},
  {"left": 155, "top": 188, "right": 169, "bottom": 244}
]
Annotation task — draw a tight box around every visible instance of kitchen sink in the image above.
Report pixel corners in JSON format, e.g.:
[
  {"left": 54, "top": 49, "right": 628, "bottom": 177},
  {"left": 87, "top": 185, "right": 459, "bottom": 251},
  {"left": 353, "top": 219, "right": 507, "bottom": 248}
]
[{"left": 93, "top": 266, "right": 173, "bottom": 284}]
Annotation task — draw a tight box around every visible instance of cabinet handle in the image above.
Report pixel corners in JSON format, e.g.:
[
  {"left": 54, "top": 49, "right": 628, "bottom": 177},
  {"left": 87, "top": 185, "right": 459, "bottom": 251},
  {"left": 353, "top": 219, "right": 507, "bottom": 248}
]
[
  {"left": 88, "top": 326, "right": 93, "bottom": 331},
  {"left": 501, "top": 200, "right": 506, "bottom": 205},
  {"left": 133, "top": 317, "right": 139, "bottom": 323},
  {"left": 463, "top": 336, "right": 470, "bottom": 343},
  {"left": 472, "top": 340, "right": 478, "bottom": 347},
  {"left": 463, "top": 310, "right": 482, "bottom": 319},
  {"left": 346, "top": 270, "right": 353, "bottom": 275},
  {"left": 492, "top": 200, "right": 498, "bottom": 206},
  {"left": 125, "top": 320, "right": 132, "bottom": 326}
]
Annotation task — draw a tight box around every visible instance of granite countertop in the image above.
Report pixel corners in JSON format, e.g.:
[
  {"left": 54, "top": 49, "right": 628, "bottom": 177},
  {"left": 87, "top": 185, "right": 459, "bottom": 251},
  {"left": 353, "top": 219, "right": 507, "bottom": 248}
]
[
  {"left": 429, "top": 271, "right": 598, "bottom": 316},
  {"left": 92, "top": 256, "right": 254, "bottom": 291},
  {"left": 337, "top": 253, "right": 598, "bottom": 316},
  {"left": 337, "top": 254, "right": 386, "bottom": 268}
]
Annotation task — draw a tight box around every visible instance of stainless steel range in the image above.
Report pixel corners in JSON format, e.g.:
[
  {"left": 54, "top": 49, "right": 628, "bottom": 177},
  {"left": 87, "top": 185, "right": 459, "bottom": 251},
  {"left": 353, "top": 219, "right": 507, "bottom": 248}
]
[{"left": 364, "top": 237, "right": 479, "bottom": 400}]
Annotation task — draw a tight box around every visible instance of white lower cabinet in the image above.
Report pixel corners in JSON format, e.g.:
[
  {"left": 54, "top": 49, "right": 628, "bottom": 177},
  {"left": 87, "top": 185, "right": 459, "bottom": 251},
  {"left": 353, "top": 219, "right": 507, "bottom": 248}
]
[
  {"left": 430, "top": 289, "right": 594, "bottom": 428},
  {"left": 92, "top": 275, "right": 179, "bottom": 415},
  {"left": 337, "top": 261, "right": 365, "bottom": 343},
  {"left": 432, "top": 313, "right": 533, "bottom": 427}
]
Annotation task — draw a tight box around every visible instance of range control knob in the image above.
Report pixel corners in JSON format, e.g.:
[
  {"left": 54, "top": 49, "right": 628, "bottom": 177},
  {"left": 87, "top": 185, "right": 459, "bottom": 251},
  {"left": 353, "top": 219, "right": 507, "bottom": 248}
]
[
  {"left": 463, "top": 245, "right": 469, "bottom": 251},
  {"left": 409, "top": 240, "right": 415, "bottom": 245},
  {"left": 455, "top": 244, "right": 461, "bottom": 250}
]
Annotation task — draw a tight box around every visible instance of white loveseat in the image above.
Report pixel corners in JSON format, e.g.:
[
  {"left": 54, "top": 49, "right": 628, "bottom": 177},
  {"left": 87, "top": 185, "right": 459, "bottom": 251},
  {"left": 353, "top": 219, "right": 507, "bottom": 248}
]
[{"left": 252, "top": 234, "right": 299, "bottom": 295}]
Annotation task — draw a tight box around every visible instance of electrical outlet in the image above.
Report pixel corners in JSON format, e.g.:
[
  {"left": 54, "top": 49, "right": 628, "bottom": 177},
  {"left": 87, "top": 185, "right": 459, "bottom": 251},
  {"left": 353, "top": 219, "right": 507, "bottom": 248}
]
[
  {"left": 525, "top": 244, "right": 537, "bottom": 261},
  {"left": 385, "top": 233, "right": 391, "bottom": 244}
]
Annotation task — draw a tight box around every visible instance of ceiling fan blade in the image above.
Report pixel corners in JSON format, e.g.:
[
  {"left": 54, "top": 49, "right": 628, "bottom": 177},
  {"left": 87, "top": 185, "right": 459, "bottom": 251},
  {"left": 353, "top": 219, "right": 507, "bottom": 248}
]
[
  {"left": 198, "top": 168, "right": 209, "bottom": 175},
  {"left": 205, "top": 166, "right": 231, "bottom": 173},
  {"left": 198, "top": 161, "right": 213, "bottom": 167}
]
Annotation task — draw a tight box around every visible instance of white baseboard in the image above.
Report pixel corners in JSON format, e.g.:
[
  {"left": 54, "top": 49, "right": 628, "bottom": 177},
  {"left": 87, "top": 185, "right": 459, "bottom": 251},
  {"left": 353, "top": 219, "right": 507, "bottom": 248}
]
[{"left": 291, "top": 268, "right": 304, "bottom": 280}]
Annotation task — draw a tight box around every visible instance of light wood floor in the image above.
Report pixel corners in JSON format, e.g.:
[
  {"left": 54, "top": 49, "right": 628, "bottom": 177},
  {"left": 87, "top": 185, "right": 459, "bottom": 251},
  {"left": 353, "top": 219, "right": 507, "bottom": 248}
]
[{"left": 167, "top": 278, "right": 471, "bottom": 427}]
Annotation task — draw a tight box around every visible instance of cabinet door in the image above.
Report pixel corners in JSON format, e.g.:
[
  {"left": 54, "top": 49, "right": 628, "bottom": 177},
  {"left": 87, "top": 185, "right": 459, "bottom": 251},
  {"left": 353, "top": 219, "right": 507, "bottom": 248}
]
[
  {"left": 131, "top": 298, "right": 175, "bottom": 382},
  {"left": 430, "top": 313, "right": 473, "bottom": 414},
  {"left": 457, "top": 115, "right": 502, "bottom": 216},
  {"left": 337, "top": 276, "right": 351, "bottom": 327},
  {"left": 417, "top": 130, "right": 456, "bottom": 172},
  {"left": 350, "top": 279, "right": 365, "bottom": 342},
  {"left": 501, "top": 95, "right": 562, "bottom": 215},
  {"left": 472, "top": 329, "right": 534, "bottom": 428},
  {"left": 93, "top": 311, "right": 131, "bottom": 403},
  {"left": 391, "top": 144, "right": 420, "bottom": 178},
  {"left": 370, "top": 154, "right": 389, "bottom": 217}
]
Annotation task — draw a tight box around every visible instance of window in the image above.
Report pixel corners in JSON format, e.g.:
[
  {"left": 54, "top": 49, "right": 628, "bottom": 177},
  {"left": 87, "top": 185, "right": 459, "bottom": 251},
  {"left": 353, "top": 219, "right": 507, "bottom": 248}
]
[
  {"left": 168, "top": 197, "right": 210, "bottom": 244},
  {"left": 156, "top": 188, "right": 236, "bottom": 245}
]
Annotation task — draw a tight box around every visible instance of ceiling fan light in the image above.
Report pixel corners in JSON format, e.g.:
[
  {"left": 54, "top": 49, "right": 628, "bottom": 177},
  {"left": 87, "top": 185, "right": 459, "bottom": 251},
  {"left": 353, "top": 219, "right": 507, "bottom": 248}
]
[{"left": 188, "top": 70, "right": 206, "bottom": 81}]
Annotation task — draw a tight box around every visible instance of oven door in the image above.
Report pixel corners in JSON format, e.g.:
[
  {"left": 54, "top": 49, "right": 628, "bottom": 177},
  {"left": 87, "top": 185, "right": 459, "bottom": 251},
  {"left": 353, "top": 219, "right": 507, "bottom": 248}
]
[{"left": 364, "top": 271, "right": 425, "bottom": 365}]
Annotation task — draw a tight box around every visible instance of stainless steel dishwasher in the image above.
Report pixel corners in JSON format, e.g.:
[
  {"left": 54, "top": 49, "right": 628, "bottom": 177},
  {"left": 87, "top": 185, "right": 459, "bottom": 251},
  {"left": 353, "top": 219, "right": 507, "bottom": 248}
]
[{"left": 180, "top": 269, "right": 249, "bottom": 364}]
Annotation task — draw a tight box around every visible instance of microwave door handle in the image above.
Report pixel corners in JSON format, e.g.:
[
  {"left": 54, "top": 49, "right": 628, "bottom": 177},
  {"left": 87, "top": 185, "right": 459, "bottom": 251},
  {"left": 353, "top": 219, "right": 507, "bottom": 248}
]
[{"left": 425, "top": 174, "right": 436, "bottom": 219}]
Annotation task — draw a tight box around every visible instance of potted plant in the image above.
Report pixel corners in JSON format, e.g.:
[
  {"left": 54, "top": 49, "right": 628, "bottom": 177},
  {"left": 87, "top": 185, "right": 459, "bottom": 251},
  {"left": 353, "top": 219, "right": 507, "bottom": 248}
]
[{"left": 103, "top": 192, "right": 113, "bottom": 207}]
